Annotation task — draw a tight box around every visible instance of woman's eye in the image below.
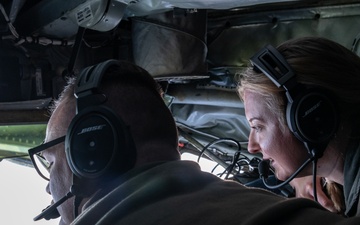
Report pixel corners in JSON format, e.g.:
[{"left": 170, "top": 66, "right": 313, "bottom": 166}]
[{"left": 251, "top": 126, "right": 262, "bottom": 132}]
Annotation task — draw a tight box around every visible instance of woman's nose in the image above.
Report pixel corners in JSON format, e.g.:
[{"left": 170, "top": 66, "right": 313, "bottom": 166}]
[{"left": 247, "top": 131, "right": 261, "bottom": 154}]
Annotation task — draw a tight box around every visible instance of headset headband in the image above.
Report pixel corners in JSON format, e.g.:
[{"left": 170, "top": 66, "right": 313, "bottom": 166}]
[
  {"left": 75, "top": 59, "right": 122, "bottom": 112},
  {"left": 250, "top": 45, "right": 298, "bottom": 103}
]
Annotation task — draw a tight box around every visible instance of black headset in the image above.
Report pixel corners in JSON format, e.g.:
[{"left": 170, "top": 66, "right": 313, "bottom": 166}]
[
  {"left": 65, "top": 59, "right": 136, "bottom": 179},
  {"left": 250, "top": 45, "right": 338, "bottom": 157}
]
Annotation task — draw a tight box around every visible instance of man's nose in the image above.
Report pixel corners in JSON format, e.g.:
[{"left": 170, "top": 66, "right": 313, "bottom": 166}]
[{"left": 45, "top": 183, "right": 51, "bottom": 195}]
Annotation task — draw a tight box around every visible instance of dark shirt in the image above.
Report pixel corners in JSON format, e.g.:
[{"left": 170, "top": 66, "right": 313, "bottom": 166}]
[{"left": 73, "top": 160, "right": 360, "bottom": 225}]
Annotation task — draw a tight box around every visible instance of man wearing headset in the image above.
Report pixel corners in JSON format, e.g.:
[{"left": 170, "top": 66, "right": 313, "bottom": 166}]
[{"left": 29, "top": 59, "right": 360, "bottom": 225}]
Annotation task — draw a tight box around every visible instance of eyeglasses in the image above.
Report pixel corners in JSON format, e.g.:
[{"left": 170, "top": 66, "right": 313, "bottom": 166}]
[{"left": 28, "top": 135, "right": 66, "bottom": 181}]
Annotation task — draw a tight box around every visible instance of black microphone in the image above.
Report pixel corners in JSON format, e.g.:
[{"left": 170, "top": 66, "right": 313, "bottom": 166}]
[
  {"left": 33, "top": 191, "right": 74, "bottom": 221},
  {"left": 258, "top": 160, "right": 270, "bottom": 179},
  {"left": 258, "top": 157, "right": 314, "bottom": 189}
]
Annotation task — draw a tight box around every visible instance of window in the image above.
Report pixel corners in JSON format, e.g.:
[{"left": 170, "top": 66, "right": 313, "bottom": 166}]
[{"left": 0, "top": 124, "right": 59, "bottom": 224}]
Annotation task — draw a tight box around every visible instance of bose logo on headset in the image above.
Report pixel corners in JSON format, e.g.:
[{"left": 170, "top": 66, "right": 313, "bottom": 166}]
[
  {"left": 250, "top": 45, "right": 338, "bottom": 157},
  {"left": 302, "top": 101, "right": 322, "bottom": 118},
  {"left": 77, "top": 124, "right": 107, "bottom": 135}
]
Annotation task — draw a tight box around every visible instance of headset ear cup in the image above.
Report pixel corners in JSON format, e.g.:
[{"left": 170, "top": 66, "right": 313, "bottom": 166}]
[
  {"left": 286, "top": 90, "right": 338, "bottom": 154},
  {"left": 65, "top": 106, "right": 136, "bottom": 179}
]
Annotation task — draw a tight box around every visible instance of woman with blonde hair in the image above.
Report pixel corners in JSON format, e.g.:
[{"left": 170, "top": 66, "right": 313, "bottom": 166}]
[{"left": 237, "top": 37, "right": 360, "bottom": 217}]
